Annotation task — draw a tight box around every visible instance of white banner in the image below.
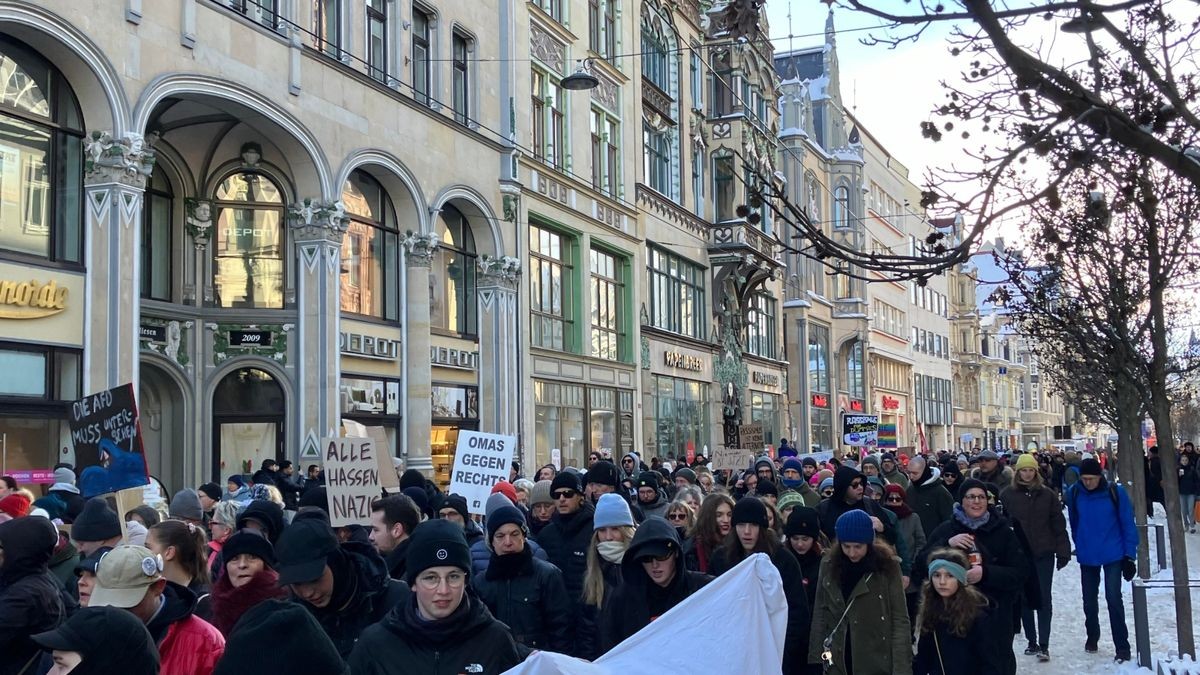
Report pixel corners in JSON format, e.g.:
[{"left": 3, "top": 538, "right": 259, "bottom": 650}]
[{"left": 449, "top": 430, "right": 516, "bottom": 515}]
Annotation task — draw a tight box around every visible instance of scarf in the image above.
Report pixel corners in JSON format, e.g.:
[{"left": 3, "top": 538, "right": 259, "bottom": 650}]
[
  {"left": 210, "top": 568, "right": 287, "bottom": 636},
  {"left": 884, "top": 501, "right": 913, "bottom": 519},
  {"left": 782, "top": 477, "right": 804, "bottom": 489},
  {"left": 485, "top": 544, "right": 532, "bottom": 581},
  {"left": 402, "top": 590, "right": 475, "bottom": 647},
  {"left": 597, "top": 540, "right": 628, "bottom": 565},
  {"left": 952, "top": 503, "right": 991, "bottom": 531}
]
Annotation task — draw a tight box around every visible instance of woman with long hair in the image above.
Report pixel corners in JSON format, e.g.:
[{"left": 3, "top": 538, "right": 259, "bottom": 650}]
[
  {"left": 809, "top": 510, "right": 912, "bottom": 675},
  {"left": 683, "top": 492, "right": 733, "bottom": 574},
  {"left": 710, "top": 498, "right": 810, "bottom": 675},
  {"left": 576, "top": 493, "right": 636, "bottom": 660},
  {"left": 208, "top": 530, "right": 287, "bottom": 636},
  {"left": 146, "top": 520, "right": 211, "bottom": 598},
  {"left": 913, "top": 548, "right": 999, "bottom": 675}
]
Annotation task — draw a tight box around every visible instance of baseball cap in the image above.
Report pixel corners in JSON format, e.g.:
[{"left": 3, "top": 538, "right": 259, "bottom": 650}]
[
  {"left": 89, "top": 545, "right": 164, "bottom": 608},
  {"left": 275, "top": 518, "right": 339, "bottom": 586}
]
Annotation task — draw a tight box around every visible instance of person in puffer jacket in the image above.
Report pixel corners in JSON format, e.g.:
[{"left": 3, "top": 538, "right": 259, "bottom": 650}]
[
  {"left": 468, "top": 494, "right": 549, "bottom": 577},
  {"left": 472, "top": 504, "right": 571, "bottom": 654},
  {"left": 349, "top": 520, "right": 523, "bottom": 674},
  {"left": 0, "top": 516, "right": 74, "bottom": 675},
  {"left": 534, "top": 472, "right": 595, "bottom": 657}
]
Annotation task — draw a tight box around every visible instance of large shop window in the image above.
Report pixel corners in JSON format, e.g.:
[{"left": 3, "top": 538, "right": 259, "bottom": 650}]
[
  {"left": 534, "top": 381, "right": 631, "bottom": 470},
  {"left": 430, "top": 384, "right": 479, "bottom": 490},
  {"left": 213, "top": 172, "right": 285, "bottom": 309},
  {"left": 648, "top": 374, "right": 709, "bottom": 461},
  {"left": 589, "top": 248, "right": 624, "bottom": 361},
  {"left": 746, "top": 293, "right": 777, "bottom": 359},
  {"left": 0, "top": 343, "right": 81, "bottom": 472},
  {"left": 530, "top": 223, "right": 573, "bottom": 351},
  {"left": 648, "top": 247, "right": 706, "bottom": 339},
  {"left": 431, "top": 205, "right": 477, "bottom": 335},
  {"left": 340, "top": 171, "right": 399, "bottom": 321},
  {"left": 0, "top": 38, "right": 84, "bottom": 264},
  {"left": 750, "top": 391, "right": 780, "bottom": 447},
  {"left": 339, "top": 374, "right": 400, "bottom": 459},
  {"left": 142, "top": 166, "right": 172, "bottom": 301}
]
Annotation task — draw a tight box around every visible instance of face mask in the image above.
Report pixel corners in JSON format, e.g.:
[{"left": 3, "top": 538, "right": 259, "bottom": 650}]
[{"left": 597, "top": 540, "right": 628, "bottom": 564}]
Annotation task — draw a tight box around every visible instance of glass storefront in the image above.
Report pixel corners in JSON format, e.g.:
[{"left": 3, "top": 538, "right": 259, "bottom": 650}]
[
  {"left": 430, "top": 384, "right": 479, "bottom": 490},
  {"left": 339, "top": 374, "right": 401, "bottom": 461},
  {"left": 646, "top": 374, "right": 709, "bottom": 461},
  {"left": 808, "top": 323, "right": 833, "bottom": 452},
  {"left": 750, "top": 391, "right": 780, "bottom": 447},
  {"left": 0, "top": 343, "right": 81, "bottom": 473},
  {"left": 535, "top": 381, "right": 633, "bottom": 470}
]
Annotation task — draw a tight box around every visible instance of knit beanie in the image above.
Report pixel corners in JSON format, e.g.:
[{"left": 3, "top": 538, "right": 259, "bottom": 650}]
[
  {"left": 587, "top": 461, "right": 620, "bottom": 488},
  {"left": 237, "top": 499, "right": 286, "bottom": 544},
  {"left": 1013, "top": 454, "right": 1038, "bottom": 472},
  {"left": 399, "top": 469, "right": 426, "bottom": 492},
  {"left": 818, "top": 477, "right": 835, "bottom": 493},
  {"left": 801, "top": 456, "right": 818, "bottom": 469},
  {"left": 860, "top": 455, "right": 881, "bottom": 471},
  {"left": 224, "top": 529, "right": 277, "bottom": 567},
  {"left": 72, "top": 497, "right": 122, "bottom": 542},
  {"left": 0, "top": 493, "right": 31, "bottom": 519},
  {"left": 785, "top": 506, "right": 821, "bottom": 539},
  {"left": 593, "top": 493, "right": 635, "bottom": 529},
  {"left": 32, "top": 495, "right": 67, "bottom": 521},
  {"left": 486, "top": 505, "right": 528, "bottom": 542},
  {"left": 731, "top": 497, "right": 769, "bottom": 529},
  {"left": 781, "top": 458, "right": 804, "bottom": 476},
  {"left": 755, "top": 480, "right": 778, "bottom": 497},
  {"left": 550, "top": 472, "right": 582, "bottom": 495},
  {"left": 227, "top": 475, "right": 245, "bottom": 489},
  {"left": 834, "top": 509, "right": 875, "bottom": 545},
  {"left": 634, "top": 471, "right": 661, "bottom": 490},
  {"left": 198, "top": 483, "right": 222, "bottom": 502},
  {"left": 406, "top": 519, "right": 472, "bottom": 585},
  {"left": 51, "top": 468, "right": 80, "bottom": 494},
  {"left": 530, "top": 480, "right": 554, "bottom": 506},
  {"left": 401, "top": 487, "right": 431, "bottom": 520},
  {"left": 776, "top": 491, "right": 805, "bottom": 513},
  {"left": 1079, "top": 458, "right": 1103, "bottom": 477},
  {"left": 957, "top": 478, "right": 990, "bottom": 503},
  {"left": 484, "top": 493, "right": 513, "bottom": 521},
  {"left": 211, "top": 600, "right": 348, "bottom": 675},
  {"left": 490, "top": 481, "right": 518, "bottom": 504},
  {"left": 674, "top": 467, "right": 697, "bottom": 485},
  {"left": 436, "top": 494, "right": 470, "bottom": 521},
  {"left": 754, "top": 456, "right": 773, "bottom": 471},
  {"left": 169, "top": 489, "right": 204, "bottom": 521}
]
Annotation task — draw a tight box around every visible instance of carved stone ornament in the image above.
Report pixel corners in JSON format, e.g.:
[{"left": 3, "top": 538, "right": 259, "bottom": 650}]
[
  {"left": 530, "top": 24, "right": 565, "bottom": 73},
  {"left": 185, "top": 198, "right": 213, "bottom": 249},
  {"left": 84, "top": 131, "right": 156, "bottom": 186},
  {"left": 591, "top": 71, "right": 619, "bottom": 111},
  {"left": 288, "top": 199, "right": 350, "bottom": 242},
  {"left": 401, "top": 231, "right": 439, "bottom": 266},
  {"left": 240, "top": 141, "right": 263, "bottom": 168},
  {"left": 478, "top": 255, "right": 522, "bottom": 286}
]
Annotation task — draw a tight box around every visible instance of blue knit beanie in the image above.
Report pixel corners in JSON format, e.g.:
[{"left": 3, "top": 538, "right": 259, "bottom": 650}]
[
  {"left": 818, "top": 477, "right": 835, "bottom": 493},
  {"left": 593, "top": 493, "right": 634, "bottom": 529},
  {"left": 835, "top": 509, "right": 875, "bottom": 545},
  {"left": 781, "top": 458, "right": 804, "bottom": 475}
]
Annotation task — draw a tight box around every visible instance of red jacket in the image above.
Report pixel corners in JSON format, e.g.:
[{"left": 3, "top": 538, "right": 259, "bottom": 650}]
[{"left": 160, "top": 615, "right": 225, "bottom": 675}]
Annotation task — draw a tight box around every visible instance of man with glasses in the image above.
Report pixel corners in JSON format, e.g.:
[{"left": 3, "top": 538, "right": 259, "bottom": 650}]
[
  {"left": 349, "top": 519, "right": 523, "bottom": 674},
  {"left": 534, "top": 472, "right": 595, "bottom": 657},
  {"left": 275, "top": 518, "right": 407, "bottom": 657},
  {"left": 599, "top": 516, "right": 711, "bottom": 652}
]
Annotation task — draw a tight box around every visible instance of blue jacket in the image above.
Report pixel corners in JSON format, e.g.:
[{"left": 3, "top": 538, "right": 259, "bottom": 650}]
[{"left": 1066, "top": 478, "right": 1137, "bottom": 566}]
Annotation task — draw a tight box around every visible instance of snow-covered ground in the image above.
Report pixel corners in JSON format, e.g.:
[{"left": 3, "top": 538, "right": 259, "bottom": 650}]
[{"left": 1013, "top": 505, "right": 1200, "bottom": 674}]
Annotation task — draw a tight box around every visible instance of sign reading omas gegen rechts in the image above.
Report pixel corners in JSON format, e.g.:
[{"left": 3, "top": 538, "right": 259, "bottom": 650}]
[{"left": 449, "top": 431, "right": 516, "bottom": 515}]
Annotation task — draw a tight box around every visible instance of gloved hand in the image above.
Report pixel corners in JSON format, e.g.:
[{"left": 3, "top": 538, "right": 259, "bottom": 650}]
[
  {"left": 1056, "top": 555, "right": 1070, "bottom": 570},
  {"left": 1121, "top": 557, "right": 1136, "bottom": 581}
]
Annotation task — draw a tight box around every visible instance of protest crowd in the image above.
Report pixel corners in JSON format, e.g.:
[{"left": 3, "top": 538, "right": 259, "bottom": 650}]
[{"left": 2, "top": 440, "right": 1196, "bottom": 675}]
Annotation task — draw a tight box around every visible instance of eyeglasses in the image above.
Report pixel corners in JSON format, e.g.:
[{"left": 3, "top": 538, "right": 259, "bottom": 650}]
[
  {"left": 552, "top": 490, "right": 577, "bottom": 500},
  {"left": 962, "top": 494, "right": 988, "bottom": 502},
  {"left": 415, "top": 571, "right": 467, "bottom": 590},
  {"left": 639, "top": 553, "right": 674, "bottom": 563},
  {"left": 885, "top": 497, "right": 904, "bottom": 503},
  {"left": 668, "top": 513, "right": 688, "bottom": 522}
]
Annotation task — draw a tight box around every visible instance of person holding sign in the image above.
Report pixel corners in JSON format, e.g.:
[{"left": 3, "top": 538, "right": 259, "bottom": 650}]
[
  {"left": 349, "top": 520, "right": 523, "bottom": 675},
  {"left": 274, "top": 519, "right": 408, "bottom": 657}
]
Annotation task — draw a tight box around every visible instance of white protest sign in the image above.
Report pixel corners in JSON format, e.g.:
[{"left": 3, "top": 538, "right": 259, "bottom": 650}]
[
  {"left": 711, "top": 447, "right": 753, "bottom": 471},
  {"left": 322, "top": 436, "right": 380, "bottom": 526},
  {"left": 450, "top": 430, "right": 516, "bottom": 515}
]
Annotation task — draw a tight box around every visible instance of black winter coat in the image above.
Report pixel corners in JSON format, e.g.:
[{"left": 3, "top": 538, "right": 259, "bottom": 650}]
[
  {"left": 472, "top": 546, "right": 572, "bottom": 653},
  {"left": 348, "top": 593, "right": 523, "bottom": 675},
  {"left": 599, "top": 517, "right": 711, "bottom": 653},
  {"left": 817, "top": 466, "right": 898, "bottom": 546},
  {"left": 47, "top": 489, "right": 86, "bottom": 523},
  {"left": 576, "top": 556, "right": 623, "bottom": 661},
  {"left": 711, "top": 544, "right": 811, "bottom": 675},
  {"left": 913, "top": 606, "right": 1002, "bottom": 675},
  {"left": 789, "top": 546, "right": 822, "bottom": 616},
  {"left": 533, "top": 502, "right": 594, "bottom": 655},
  {"left": 0, "top": 517, "right": 74, "bottom": 675},
  {"left": 1178, "top": 457, "right": 1199, "bottom": 495},
  {"left": 908, "top": 467, "right": 956, "bottom": 538},
  {"left": 293, "top": 541, "right": 409, "bottom": 657}
]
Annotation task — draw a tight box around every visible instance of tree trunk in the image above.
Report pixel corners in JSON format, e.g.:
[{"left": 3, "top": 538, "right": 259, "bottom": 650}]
[
  {"left": 1115, "top": 380, "right": 1151, "bottom": 578},
  {"left": 1145, "top": 203, "right": 1196, "bottom": 657}
]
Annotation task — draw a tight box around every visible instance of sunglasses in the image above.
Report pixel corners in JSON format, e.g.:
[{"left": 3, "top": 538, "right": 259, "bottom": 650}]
[
  {"left": 885, "top": 496, "right": 904, "bottom": 503},
  {"left": 639, "top": 553, "right": 674, "bottom": 563},
  {"left": 552, "top": 490, "right": 577, "bottom": 500},
  {"left": 668, "top": 513, "right": 688, "bottom": 521},
  {"left": 849, "top": 480, "right": 864, "bottom": 488}
]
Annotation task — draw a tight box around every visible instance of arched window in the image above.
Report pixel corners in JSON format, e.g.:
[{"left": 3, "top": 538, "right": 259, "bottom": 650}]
[
  {"left": 142, "top": 166, "right": 173, "bottom": 300},
  {"left": 432, "top": 205, "right": 477, "bottom": 335},
  {"left": 0, "top": 37, "right": 83, "bottom": 263},
  {"left": 340, "top": 171, "right": 399, "bottom": 321},
  {"left": 833, "top": 185, "right": 851, "bottom": 229},
  {"left": 212, "top": 172, "right": 285, "bottom": 309}
]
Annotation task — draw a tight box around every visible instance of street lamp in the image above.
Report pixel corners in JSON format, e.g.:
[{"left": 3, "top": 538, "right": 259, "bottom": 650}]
[{"left": 561, "top": 59, "right": 600, "bottom": 91}]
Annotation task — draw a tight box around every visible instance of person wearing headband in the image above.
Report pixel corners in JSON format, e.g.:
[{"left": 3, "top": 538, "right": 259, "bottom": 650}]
[{"left": 913, "top": 548, "right": 999, "bottom": 675}]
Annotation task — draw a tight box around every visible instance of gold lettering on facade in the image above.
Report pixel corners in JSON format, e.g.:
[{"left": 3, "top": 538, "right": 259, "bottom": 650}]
[
  {"left": 0, "top": 279, "right": 69, "bottom": 319},
  {"left": 663, "top": 350, "right": 703, "bottom": 372}
]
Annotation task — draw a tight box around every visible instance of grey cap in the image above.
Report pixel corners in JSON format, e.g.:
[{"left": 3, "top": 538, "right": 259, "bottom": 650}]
[
  {"left": 168, "top": 489, "right": 204, "bottom": 521},
  {"left": 977, "top": 450, "right": 999, "bottom": 460}
]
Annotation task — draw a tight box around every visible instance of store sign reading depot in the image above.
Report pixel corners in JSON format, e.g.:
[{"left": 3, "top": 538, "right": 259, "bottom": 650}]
[{"left": 0, "top": 279, "right": 68, "bottom": 319}]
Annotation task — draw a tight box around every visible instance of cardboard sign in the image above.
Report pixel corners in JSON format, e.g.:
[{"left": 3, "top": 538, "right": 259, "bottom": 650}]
[
  {"left": 738, "top": 424, "right": 764, "bottom": 450},
  {"left": 711, "top": 447, "right": 754, "bottom": 471},
  {"left": 68, "top": 383, "right": 149, "bottom": 498},
  {"left": 342, "top": 419, "right": 399, "bottom": 491},
  {"left": 449, "top": 431, "right": 516, "bottom": 515},
  {"left": 322, "top": 437, "right": 381, "bottom": 526},
  {"left": 842, "top": 414, "right": 879, "bottom": 447}
]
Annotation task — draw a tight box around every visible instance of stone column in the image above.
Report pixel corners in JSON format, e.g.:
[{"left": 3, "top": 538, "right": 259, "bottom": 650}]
[
  {"left": 477, "top": 256, "right": 521, "bottom": 438},
  {"left": 83, "top": 131, "right": 154, "bottom": 393},
  {"left": 288, "top": 199, "right": 348, "bottom": 455},
  {"left": 402, "top": 232, "right": 438, "bottom": 475},
  {"left": 183, "top": 198, "right": 213, "bottom": 306}
]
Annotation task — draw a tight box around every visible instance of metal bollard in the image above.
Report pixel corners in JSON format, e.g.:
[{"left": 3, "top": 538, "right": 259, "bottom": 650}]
[
  {"left": 1133, "top": 579, "right": 1150, "bottom": 668},
  {"left": 1152, "top": 523, "right": 1167, "bottom": 569}
]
